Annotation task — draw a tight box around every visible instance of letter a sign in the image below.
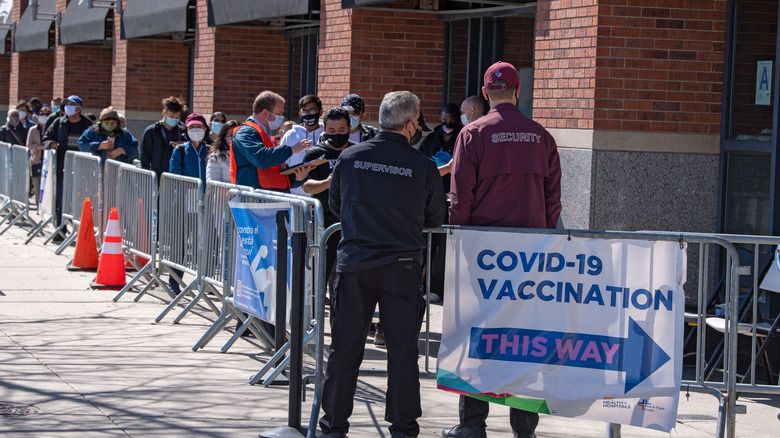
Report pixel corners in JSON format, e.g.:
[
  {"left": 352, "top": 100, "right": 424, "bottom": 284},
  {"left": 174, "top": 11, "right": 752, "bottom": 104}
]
[{"left": 756, "top": 60, "right": 772, "bottom": 106}]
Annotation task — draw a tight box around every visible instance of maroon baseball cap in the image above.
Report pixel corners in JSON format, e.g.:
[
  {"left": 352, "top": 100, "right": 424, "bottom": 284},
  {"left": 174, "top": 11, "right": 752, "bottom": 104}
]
[
  {"left": 484, "top": 61, "right": 520, "bottom": 90},
  {"left": 185, "top": 112, "right": 208, "bottom": 128}
]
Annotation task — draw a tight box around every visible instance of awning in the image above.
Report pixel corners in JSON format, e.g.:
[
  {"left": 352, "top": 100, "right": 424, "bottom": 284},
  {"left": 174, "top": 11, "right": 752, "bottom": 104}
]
[
  {"left": 0, "top": 0, "right": 13, "bottom": 55},
  {"left": 14, "top": 0, "right": 55, "bottom": 52},
  {"left": 122, "top": 0, "right": 191, "bottom": 39},
  {"left": 208, "top": 0, "right": 310, "bottom": 26},
  {"left": 341, "top": 0, "right": 391, "bottom": 6},
  {"left": 59, "top": 0, "right": 110, "bottom": 45}
]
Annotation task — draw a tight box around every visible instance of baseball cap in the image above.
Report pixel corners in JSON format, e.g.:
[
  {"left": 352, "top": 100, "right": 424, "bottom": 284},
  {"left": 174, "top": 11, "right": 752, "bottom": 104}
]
[
  {"left": 341, "top": 94, "right": 365, "bottom": 114},
  {"left": 64, "top": 95, "right": 83, "bottom": 106},
  {"left": 417, "top": 112, "right": 432, "bottom": 132},
  {"left": 484, "top": 61, "right": 520, "bottom": 90},
  {"left": 185, "top": 112, "right": 208, "bottom": 128}
]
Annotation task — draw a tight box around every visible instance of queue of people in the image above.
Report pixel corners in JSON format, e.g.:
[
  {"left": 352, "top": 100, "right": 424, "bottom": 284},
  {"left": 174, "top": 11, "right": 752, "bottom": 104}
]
[{"left": 6, "top": 60, "right": 559, "bottom": 438}]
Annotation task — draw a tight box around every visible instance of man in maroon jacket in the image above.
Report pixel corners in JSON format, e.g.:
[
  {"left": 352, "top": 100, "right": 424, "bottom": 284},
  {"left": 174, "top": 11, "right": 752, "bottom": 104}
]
[{"left": 444, "top": 61, "right": 562, "bottom": 438}]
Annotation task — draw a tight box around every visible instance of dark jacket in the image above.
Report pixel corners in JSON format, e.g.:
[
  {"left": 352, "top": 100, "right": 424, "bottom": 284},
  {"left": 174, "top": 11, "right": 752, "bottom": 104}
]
[
  {"left": 302, "top": 140, "right": 356, "bottom": 226},
  {"left": 317, "top": 123, "right": 379, "bottom": 145},
  {"left": 140, "top": 120, "right": 188, "bottom": 183},
  {"left": 329, "top": 131, "right": 446, "bottom": 272},
  {"left": 449, "top": 103, "right": 562, "bottom": 229},
  {"left": 42, "top": 114, "right": 94, "bottom": 178},
  {"left": 419, "top": 124, "right": 461, "bottom": 193},
  {"left": 0, "top": 122, "right": 29, "bottom": 145}
]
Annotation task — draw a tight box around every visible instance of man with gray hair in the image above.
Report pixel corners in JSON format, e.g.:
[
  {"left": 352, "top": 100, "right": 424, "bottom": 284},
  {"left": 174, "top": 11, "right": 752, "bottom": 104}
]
[{"left": 319, "top": 91, "right": 446, "bottom": 438}]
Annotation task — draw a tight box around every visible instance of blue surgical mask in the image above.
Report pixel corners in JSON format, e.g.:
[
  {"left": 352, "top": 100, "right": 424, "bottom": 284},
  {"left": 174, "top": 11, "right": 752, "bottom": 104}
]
[
  {"left": 349, "top": 115, "right": 360, "bottom": 130},
  {"left": 165, "top": 116, "right": 179, "bottom": 128},
  {"left": 211, "top": 121, "right": 223, "bottom": 134},
  {"left": 52, "top": 105, "right": 60, "bottom": 113}
]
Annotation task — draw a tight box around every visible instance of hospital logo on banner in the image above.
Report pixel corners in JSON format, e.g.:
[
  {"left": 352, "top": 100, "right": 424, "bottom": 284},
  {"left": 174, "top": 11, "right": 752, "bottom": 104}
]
[{"left": 437, "top": 229, "right": 685, "bottom": 432}]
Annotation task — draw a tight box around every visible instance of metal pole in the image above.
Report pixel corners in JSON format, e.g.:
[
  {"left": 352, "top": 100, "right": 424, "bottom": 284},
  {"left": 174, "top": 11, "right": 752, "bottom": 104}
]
[
  {"left": 276, "top": 210, "right": 290, "bottom": 356},
  {"left": 288, "top": 231, "right": 307, "bottom": 430},
  {"left": 606, "top": 423, "right": 621, "bottom": 438}
]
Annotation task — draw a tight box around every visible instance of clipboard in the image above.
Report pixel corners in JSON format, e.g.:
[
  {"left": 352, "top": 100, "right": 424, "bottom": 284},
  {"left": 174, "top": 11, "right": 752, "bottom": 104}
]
[{"left": 279, "top": 158, "right": 328, "bottom": 175}]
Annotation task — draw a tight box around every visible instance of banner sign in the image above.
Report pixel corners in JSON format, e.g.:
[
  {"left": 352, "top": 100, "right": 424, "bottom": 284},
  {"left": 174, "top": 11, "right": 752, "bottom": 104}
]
[
  {"left": 229, "top": 200, "right": 291, "bottom": 324},
  {"left": 437, "top": 229, "right": 685, "bottom": 432},
  {"left": 39, "top": 150, "right": 55, "bottom": 220}
]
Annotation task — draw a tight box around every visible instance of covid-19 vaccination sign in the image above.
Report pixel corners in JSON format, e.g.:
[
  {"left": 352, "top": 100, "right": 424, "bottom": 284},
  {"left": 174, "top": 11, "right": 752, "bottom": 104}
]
[
  {"left": 229, "top": 200, "right": 291, "bottom": 325},
  {"left": 437, "top": 229, "right": 685, "bottom": 432}
]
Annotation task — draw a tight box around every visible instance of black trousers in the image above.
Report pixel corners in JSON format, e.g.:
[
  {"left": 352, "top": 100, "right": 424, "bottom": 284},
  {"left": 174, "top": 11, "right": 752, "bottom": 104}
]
[
  {"left": 459, "top": 395, "right": 539, "bottom": 435},
  {"left": 320, "top": 260, "right": 425, "bottom": 437}
]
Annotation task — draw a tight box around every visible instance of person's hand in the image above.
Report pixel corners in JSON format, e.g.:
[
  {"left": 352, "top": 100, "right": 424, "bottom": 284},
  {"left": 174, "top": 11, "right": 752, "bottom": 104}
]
[
  {"left": 290, "top": 139, "right": 312, "bottom": 154},
  {"left": 291, "top": 164, "right": 315, "bottom": 181},
  {"left": 98, "top": 140, "right": 112, "bottom": 150},
  {"left": 46, "top": 141, "right": 59, "bottom": 150},
  {"left": 107, "top": 147, "right": 126, "bottom": 159},
  {"left": 438, "top": 159, "right": 453, "bottom": 176}
]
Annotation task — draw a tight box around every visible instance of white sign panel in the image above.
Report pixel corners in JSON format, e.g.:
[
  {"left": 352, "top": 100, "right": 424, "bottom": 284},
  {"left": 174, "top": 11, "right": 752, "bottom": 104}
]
[
  {"left": 756, "top": 60, "right": 772, "bottom": 106},
  {"left": 437, "top": 229, "right": 685, "bottom": 432}
]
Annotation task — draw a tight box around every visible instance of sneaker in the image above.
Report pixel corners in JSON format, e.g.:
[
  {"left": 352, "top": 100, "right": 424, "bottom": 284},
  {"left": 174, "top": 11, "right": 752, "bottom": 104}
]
[
  {"left": 442, "top": 425, "right": 487, "bottom": 438},
  {"left": 423, "top": 292, "right": 442, "bottom": 304},
  {"left": 374, "top": 327, "right": 386, "bottom": 347},
  {"left": 51, "top": 232, "right": 66, "bottom": 243}
]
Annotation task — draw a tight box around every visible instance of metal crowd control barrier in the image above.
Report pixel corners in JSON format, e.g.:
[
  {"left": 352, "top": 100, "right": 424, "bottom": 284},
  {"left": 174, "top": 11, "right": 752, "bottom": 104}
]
[
  {"left": 154, "top": 172, "right": 213, "bottom": 323},
  {"left": 0, "top": 144, "right": 39, "bottom": 235},
  {"left": 305, "top": 226, "right": 780, "bottom": 438},
  {"left": 47, "top": 151, "right": 76, "bottom": 248},
  {"left": 101, "top": 159, "right": 123, "bottom": 238},
  {"left": 0, "top": 142, "right": 11, "bottom": 215},
  {"left": 112, "top": 164, "right": 162, "bottom": 302},
  {"left": 25, "top": 150, "right": 57, "bottom": 244},
  {"left": 190, "top": 180, "right": 253, "bottom": 350},
  {"left": 54, "top": 152, "right": 101, "bottom": 254}
]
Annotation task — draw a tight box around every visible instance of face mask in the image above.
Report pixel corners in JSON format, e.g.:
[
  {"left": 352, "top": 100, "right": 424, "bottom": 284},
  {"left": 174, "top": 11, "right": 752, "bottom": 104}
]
[
  {"left": 102, "top": 123, "right": 117, "bottom": 132},
  {"left": 460, "top": 114, "right": 470, "bottom": 126},
  {"left": 442, "top": 125, "right": 454, "bottom": 134},
  {"left": 52, "top": 105, "right": 60, "bottom": 113},
  {"left": 210, "top": 121, "right": 223, "bottom": 134},
  {"left": 408, "top": 123, "right": 422, "bottom": 145},
  {"left": 188, "top": 128, "right": 206, "bottom": 142},
  {"left": 37, "top": 115, "right": 49, "bottom": 125},
  {"left": 349, "top": 115, "right": 360, "bottom": 130},
  {"left": 325, "top": 133, "right": 350, "bottom": 149},
  {"left": 64, "top": 105, "right": 78, "bottom": 117},
  {"left": 18, "top": 110, "right": 26, "bottom": 120},
  {"left": 300, "top": 113, "right": 318, "bottom": 127},
  {"left": 8, "top": 116, "right": 19, "bottom": 126},
  {"left": 268, "top": 113, "right": 285, "bottom": 131},
  {"left": 165, "top": 116, "right": 179, "bottom": 128}
]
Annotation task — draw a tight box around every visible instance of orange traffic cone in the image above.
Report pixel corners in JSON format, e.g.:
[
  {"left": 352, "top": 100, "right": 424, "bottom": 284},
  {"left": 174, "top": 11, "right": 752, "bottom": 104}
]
[
  {"left": 66, "top": 198, "right": 99, "bottom": 272},
  {"left": 90, "top": 208, "right": 126, "bottom": 290}
]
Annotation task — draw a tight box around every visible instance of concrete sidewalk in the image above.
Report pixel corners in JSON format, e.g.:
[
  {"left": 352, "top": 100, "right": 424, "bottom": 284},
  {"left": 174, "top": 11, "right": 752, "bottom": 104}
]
[{"left": 0, "top": 224, "right": 778, "bottom": 437}]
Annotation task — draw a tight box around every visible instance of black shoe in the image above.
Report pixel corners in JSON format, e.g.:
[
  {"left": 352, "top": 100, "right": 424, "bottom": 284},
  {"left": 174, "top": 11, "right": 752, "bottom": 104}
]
[
  {"left": 168, "top": 281, "right": 181, "bottom": 295},
  {"left": 318, "top": 433, "right": 347, "bottom": 438},
  {"left": 51, "top": 232, "right": 65, "bottom": 243},
  {"left": 513, "top": 434, "right": 537, "bottom": 438},
  {"left": 442, "top": 425, "right": 487, "bottom": 438},
  {"left": 391, "top": 432, "right": 415, "bottom": 438}
]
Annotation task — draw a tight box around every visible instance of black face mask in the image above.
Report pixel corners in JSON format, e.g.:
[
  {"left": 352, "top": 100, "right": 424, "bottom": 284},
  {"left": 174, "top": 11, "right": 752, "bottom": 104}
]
[
  {"left": 300, "top": 113, "right": 319, "bottom": 127},
  {"left": 408, "top": 124, "right": 422, "bottom": 145},
  {"left": 325, "top": 133, "right": 350, "bottom": 149}
]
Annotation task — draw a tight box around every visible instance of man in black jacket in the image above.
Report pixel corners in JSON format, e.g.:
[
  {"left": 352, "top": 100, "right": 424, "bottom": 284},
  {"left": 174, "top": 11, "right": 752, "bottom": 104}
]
[
  {"left": 319, "top": 91, "right": 446, "bottom": 438},
  {"left": 140, "top": 96, "right": 188, "bottom": 183}
]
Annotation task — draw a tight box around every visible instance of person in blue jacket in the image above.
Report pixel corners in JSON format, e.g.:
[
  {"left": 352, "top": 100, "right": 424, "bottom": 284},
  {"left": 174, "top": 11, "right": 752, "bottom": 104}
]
[
  {"left": 169, "top": 112, "right": 210, "bottom": 192},
  {"left": 79, "top": 107, "right": 138, "bottom": 163}
]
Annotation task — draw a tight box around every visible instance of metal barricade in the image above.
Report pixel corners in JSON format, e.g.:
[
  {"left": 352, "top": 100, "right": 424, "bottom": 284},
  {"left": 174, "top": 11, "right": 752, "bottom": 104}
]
[
  {"left": 154, "top": 172, "right": 211, "bottom": 323},
  {"left": 111, "top": 164, "right": 163, "bottom": 302},
  {"left": 0, "top": 144, "right": 39, "bottom": 235},
  {"left": 304, "top": 226, "right": 771, "bottom": 438},
  {"left": 0, "top": 142, "right": 11, "bottom": 215},
  {"left": 47, "top": 151, "right": 76, "bottom": 247},
  {"left": 101, "top": 159, "right": 123, "bottom": 237},
  {"left": 25, "top": 149, "right": 57, "bottom": 244},
  {"left": 57, "top": 152, "right": 102, "bottom": 250}
]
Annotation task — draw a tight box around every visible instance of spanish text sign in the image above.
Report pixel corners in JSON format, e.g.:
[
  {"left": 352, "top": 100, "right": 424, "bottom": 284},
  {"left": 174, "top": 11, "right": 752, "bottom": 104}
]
[
  {"left": 229, "top": 201, "right": 291, "bottom": 325},
  {"left": 437, "top": 229, "right": 685, "bottom": 432}
]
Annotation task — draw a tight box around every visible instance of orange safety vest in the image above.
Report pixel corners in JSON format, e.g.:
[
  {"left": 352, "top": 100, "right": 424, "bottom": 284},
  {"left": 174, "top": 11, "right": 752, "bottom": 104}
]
[{"left": 229, "top": 120, "right": 290, "bottom": 190}]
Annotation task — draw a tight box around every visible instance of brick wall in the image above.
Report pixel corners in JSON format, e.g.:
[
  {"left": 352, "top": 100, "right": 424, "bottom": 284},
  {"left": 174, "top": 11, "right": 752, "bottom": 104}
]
[
  {"left": 192, "top": 0, "right": 215, "bottom": 114},
  {"left": 319, "top": 0, "right": 444, "bottom": 121},
  {"left": 534, "top": 0, "right": 599, "bottom": 130},
  {"left": 0, "top": 56, "right": 9, "bottom": 105},
  {"left": 111, "top": 0, "right": 127, "bottom": 109}
]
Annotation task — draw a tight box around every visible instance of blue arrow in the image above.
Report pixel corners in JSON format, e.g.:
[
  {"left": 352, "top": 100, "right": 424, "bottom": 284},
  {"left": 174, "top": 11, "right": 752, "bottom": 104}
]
[{"left": 467, "top": 317, "right": 670, "bottom": 394}]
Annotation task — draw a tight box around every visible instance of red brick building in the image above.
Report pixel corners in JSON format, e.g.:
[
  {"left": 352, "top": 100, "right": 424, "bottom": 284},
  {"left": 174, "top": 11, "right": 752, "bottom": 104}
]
[{"left": 1, "top": 0, "right": 775, "bottom": 240}]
